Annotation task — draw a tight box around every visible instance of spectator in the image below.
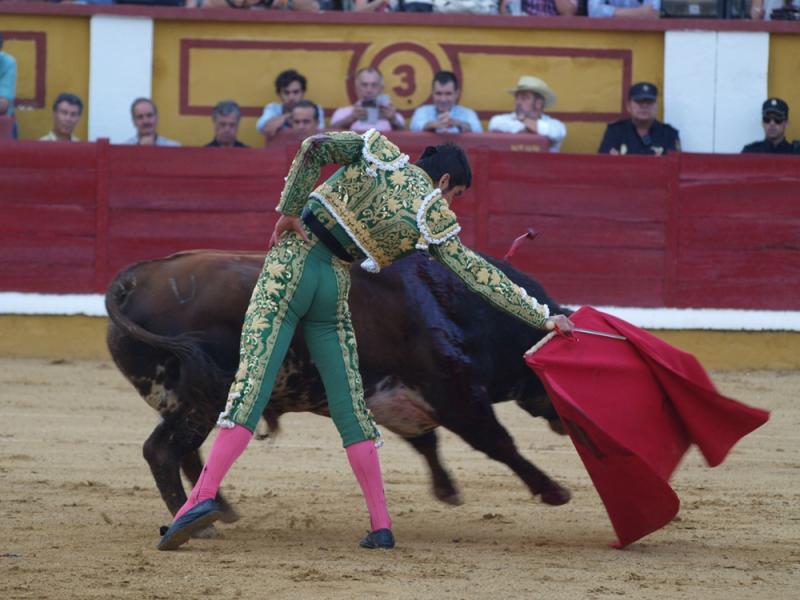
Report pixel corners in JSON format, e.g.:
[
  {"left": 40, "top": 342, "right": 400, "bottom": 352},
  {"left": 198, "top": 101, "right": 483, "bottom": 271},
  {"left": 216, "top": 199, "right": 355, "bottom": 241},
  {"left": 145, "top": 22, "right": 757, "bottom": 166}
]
[
  {"left": 488, "top": 76, "right": 567, "bottom": 152},
  {"left": 0, "top": 32, "right": 17, "bottom": 138},
  {"left": 430, "top": 0, "right": 498, "bottom": 11},
  {"left": 410, "top": 71, "right": 482, "bottom": 134},
  {"left": 289, "top": 100, "right": 321, "bottom": 137},
  {"left": 256, "top": 69, "right": 324, "bottom": 143},
  {"left": 501, "top": 0, "right": 578, "bottom": 14},
  {"left": 588, "top": 0, "right": 660, "bottom": 18},
  {"left": 206, "top": 100, "right": 248, "bottom": 148},
  {"left": 124, "top": 98, "right": 180, "bottom": 146},
  {"left": 598, "top": 82, "right": 679, "bottom": 156},
  {"left": 185, "top": 0, "right": 322, "bottom": 9},
  {"left": 741, "top": 98, "right": 798, "bottom": 154},
  {"left": 39, "top": 93, "right": 83, "bottom": 142},
  {"left": 394, "top": 0, "right": 434, "bottom": 10},
  {"left": 329, "top": 68, "right": 405, "bottom": 133},
  {"left": 351, "top": 0, "right": 390, "bottom": 9},
  {"left": 751, "top": 0, "right": 800, "bottom": 19}
]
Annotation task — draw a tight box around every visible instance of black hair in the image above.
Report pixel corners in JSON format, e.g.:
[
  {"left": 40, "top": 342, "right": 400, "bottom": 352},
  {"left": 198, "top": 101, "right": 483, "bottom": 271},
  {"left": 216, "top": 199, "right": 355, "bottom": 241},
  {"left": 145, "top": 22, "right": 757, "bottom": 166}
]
[
  {"left": 292, "top": 99, "right": 319, "bottom": 120},
  {"left": 433, "top": 71, "right": 459, "bottom": 91},
  {"left": 275, "top": 69, "right": 307, "bottom": 94},
  {"left": 0, "top": 32, "right": 4, "bottom": 50},
  {"left": 415, "top": 142, "right": 472, "bottom": 190},
  {"left": 53, "top": 92, "right": 84, "bottom": 115}
]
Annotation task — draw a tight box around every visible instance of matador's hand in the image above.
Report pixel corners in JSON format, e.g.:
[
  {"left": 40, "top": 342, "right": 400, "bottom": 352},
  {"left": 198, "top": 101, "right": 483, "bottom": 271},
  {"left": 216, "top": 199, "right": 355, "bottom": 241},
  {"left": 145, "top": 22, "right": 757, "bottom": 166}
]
[
  {"left": 269, "top": 214, "right": 309, "bottom": 249},
  {"left": 545, "top": 314, "right": 575, "bottom": 335}
]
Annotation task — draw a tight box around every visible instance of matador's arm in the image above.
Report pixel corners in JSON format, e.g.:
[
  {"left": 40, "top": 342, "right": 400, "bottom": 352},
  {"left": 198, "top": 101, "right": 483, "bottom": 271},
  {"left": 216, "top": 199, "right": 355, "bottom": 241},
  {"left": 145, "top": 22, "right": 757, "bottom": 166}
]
[
  {"left": 276, "top": 131, "right": 365, "bottom": 217},
  {"left": 429, "top": 236, "right": 551, "bottom": 330}
]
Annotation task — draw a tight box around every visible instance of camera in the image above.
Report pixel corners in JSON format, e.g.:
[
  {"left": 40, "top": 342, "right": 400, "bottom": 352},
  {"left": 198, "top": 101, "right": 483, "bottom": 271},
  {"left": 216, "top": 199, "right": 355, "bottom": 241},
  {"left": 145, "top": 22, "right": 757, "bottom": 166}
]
[{"left": 362, "top": 99, "right": 379, "bottom": 124}]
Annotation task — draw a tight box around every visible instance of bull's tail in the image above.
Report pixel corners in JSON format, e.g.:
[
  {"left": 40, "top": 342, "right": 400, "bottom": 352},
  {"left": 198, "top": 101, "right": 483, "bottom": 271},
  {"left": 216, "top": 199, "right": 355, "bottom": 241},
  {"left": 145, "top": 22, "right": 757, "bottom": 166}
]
[{"left": 105, "top": 265, "right": 232, "bottom": 414}]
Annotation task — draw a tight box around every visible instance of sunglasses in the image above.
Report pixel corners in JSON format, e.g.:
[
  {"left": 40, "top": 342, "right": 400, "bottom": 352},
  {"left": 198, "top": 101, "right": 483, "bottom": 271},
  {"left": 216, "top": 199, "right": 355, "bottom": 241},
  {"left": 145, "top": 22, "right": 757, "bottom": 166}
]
[{"left": 763, "top": 116, "right": 786, "bottom": 125}]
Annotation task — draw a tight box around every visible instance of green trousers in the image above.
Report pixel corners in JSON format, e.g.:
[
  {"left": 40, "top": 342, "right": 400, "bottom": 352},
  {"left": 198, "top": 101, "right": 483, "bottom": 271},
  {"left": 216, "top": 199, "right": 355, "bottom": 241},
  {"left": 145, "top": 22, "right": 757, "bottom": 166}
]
[{"left": 218, "top": 231, "right": 380, "bottom": 446}]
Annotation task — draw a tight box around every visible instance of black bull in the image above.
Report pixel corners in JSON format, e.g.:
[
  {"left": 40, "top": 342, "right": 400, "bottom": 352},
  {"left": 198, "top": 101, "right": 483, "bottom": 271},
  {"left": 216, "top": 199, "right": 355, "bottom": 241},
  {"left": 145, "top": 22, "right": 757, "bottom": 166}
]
[{"left": 106, "top": 250, "right": 571, "bottom": 524}]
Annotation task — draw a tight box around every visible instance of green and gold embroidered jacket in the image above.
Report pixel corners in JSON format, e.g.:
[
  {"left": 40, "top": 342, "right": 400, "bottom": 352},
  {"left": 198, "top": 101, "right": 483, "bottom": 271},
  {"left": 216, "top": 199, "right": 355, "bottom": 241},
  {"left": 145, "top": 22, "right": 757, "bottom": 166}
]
[{"left": 277, "top": 129, "right": 550, "bottom": 329}]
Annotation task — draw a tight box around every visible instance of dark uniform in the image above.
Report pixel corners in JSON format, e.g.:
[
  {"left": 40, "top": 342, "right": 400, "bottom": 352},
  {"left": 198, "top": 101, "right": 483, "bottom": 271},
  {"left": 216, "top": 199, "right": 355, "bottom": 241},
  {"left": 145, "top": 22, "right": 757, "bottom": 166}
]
[
  {"left": 205, "top": 139, "right": 249, "bottom": 148},
  {"left": 598, "top": 119, "right": 680, "bottom": 156},
  {"left": 742, "top": 98, "right": 799, "bottom": 155},
  {"left": 741, "top": 139, "right": 798, "bottom": 154}
]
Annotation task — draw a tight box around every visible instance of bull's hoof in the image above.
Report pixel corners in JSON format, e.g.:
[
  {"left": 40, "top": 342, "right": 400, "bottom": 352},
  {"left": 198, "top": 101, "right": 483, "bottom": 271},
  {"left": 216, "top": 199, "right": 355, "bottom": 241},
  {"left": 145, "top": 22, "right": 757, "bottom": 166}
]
[
  {"left": 191, "top": 524, "right": 221, "bottom": 539},
  {"left": 219, "top": 506, "right": 241, "bottom": 524},
  {"left": 539, "top": 485, "right": 571, "bottom": 506},
  {"left": 434, "top": 483, "right": 463, "bottom": 506},
  {"left": 435, "top": 489, "right": 464, "bottom": 506}
]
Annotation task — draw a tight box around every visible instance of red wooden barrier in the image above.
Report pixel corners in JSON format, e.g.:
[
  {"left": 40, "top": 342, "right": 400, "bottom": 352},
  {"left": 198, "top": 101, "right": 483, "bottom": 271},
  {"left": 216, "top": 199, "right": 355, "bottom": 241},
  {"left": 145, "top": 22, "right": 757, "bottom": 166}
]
[
  {"left": 0, "top": 139, "right": 798, "bottom": 310},
  {"left": 0, "top": 116, "right": 14, "bottom": 140}
]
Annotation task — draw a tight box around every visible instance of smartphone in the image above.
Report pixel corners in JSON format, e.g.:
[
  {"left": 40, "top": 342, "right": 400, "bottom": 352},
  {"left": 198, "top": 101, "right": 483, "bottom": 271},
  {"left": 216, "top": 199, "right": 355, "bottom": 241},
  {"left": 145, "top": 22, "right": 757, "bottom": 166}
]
[{"left": 362, "top": 99, "right": 379, "bottom": 124}]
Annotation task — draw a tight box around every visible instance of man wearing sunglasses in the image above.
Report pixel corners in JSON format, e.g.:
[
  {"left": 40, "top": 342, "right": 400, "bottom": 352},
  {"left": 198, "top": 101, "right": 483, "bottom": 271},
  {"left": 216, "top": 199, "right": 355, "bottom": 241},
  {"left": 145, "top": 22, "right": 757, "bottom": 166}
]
[
  {"left": 598, "top": 82, "right": 680, "bottom": 156},
  {"left": 742, "top": 98, "right": 798, "bottom": 154}
]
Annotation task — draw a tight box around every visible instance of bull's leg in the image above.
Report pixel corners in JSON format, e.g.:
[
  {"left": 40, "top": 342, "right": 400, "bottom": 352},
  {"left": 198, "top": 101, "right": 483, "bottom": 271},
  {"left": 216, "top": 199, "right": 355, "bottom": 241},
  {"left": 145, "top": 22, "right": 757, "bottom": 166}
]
[
  {"left": 142, "top": 415, "right": 217, "bottom": 518},
  {"left": 404, "top": 431, "right": 462, "bottom": 506},
  {"left": 180, "top": 450, "right": 240, "bottom": 524},
  {"left": 439, "top": 400, "right": 570, "bottom": 506}
]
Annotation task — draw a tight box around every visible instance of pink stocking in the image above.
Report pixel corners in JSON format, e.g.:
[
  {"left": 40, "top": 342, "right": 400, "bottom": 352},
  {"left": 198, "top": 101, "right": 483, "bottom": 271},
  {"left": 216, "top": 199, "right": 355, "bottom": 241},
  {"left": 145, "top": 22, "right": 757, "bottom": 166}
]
[
  {"left": 173, "top": 424, "right": 253, "bottom": 521},
  {"left": 346, "top": 440, "right": 392, "bottom": 531}
]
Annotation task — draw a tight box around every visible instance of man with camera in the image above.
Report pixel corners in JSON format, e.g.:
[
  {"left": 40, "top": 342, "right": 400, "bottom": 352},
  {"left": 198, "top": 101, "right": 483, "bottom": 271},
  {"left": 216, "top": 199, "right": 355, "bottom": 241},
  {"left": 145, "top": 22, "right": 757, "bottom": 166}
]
[{"left": 330, "top": 68, "right": 405, "bottom": 133}]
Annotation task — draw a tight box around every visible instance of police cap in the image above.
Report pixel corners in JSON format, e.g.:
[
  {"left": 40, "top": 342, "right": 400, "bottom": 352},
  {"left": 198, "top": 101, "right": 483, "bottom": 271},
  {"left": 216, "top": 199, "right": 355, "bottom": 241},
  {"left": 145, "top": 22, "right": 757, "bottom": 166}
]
[
  {"left": 628, "top": 82, "right": 658, "bottom": 102},
  {"left": 762, "top": 98, "right": 789, "bottom": 119}
]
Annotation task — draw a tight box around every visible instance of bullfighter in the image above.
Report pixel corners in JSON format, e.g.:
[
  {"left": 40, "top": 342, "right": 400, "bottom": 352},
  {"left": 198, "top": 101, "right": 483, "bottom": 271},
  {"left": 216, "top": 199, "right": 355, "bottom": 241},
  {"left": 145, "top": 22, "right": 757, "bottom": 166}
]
[{"left": 157, "top": 129, "right": 574, "bottom": 551}]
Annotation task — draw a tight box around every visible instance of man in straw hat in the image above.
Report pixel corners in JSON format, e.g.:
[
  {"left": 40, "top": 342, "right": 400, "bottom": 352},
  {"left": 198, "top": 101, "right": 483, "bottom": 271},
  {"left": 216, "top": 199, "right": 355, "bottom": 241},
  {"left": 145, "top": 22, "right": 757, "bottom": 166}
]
[{"left": 488, "top": 76, "right": 567, "bottom": 152}]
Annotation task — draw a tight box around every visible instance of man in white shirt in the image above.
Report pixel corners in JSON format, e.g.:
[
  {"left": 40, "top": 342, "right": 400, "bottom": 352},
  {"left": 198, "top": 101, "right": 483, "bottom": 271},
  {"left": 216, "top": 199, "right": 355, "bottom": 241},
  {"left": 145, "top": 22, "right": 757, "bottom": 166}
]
[
  {"left": 39, "top": 93, "right": 83, "bottom": 142},
  {"left": 256, "top": 69, "right": 324, "bottom": 143},
  {"left": 124, "top": 98, "right": 180, "bottom": 146},
  {"left": 409, "top": 71, "right": 482, "bottom": 134},
  {"left": 329, "top": 68, "right": 404, "bottom": 133},
  {"left": 488, "top": 76, "right": 566, "bottom": 152}
]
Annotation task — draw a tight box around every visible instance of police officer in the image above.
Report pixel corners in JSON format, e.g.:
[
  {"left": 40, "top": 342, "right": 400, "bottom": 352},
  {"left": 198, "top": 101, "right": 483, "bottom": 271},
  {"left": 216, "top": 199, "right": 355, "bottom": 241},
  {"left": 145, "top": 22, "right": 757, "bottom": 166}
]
[
  {"left": 742, "top": 98, "right": 798, "bottom": 155},
  {"left": 598, "top": 82, "right": 680, "bottom": 156}
]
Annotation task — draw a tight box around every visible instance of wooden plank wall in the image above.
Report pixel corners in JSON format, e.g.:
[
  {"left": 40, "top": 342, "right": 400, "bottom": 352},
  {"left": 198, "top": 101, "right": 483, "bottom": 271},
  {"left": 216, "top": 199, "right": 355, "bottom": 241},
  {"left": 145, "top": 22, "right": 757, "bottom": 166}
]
[
  {"left": 0, "top": 139, "right": 798, "bottom": 310},
  {"left": 674, "top": 154, "right": 800, "bottom": 310},
  {"left": 0, "top": 142, "right": 98, "bottom": 293}
]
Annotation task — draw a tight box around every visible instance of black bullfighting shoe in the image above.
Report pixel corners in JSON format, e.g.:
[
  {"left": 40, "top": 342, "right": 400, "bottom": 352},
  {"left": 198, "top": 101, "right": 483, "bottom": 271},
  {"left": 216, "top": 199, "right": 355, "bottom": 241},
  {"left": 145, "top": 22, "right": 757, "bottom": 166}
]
[
  {"left": 359, "top": 528, "right": 395, "bottom": 549},
  {"left": 157, "top": 499, "right": 222, "bottom": 551}
]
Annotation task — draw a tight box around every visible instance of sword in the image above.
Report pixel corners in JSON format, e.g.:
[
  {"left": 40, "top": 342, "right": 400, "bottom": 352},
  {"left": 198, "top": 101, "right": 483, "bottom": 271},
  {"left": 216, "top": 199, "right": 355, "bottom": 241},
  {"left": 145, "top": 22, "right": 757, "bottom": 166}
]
[
  {"left": 549, "top": 321, "right": 627, "bottom": 341},
  {"left": 573, "top": 328, "right": 627, "bottom": 341}
]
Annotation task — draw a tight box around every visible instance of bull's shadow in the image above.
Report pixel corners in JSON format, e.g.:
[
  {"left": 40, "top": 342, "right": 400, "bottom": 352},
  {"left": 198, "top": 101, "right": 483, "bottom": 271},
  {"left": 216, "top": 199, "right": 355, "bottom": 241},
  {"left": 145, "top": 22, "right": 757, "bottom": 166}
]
[{"left": 106, "top": 250, "right": 571, "bottom": 530}]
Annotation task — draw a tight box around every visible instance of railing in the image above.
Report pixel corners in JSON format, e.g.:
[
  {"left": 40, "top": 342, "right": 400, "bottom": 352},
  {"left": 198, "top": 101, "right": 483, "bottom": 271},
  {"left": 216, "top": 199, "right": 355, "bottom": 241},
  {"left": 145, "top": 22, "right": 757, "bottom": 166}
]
[{"left": 1, "top": 137, "right": 798, "bottom": 309}]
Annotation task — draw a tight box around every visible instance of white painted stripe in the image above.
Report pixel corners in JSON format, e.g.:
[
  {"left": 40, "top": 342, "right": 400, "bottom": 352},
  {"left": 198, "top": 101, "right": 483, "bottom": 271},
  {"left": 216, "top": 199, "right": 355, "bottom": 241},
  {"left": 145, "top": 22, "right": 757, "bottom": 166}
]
[
  {"left": 1, "top": 293, "right": 799, "bottom": 331},
  {"left": 1, "top": 293, "right": 107, "bottom": 317},
  {"left": 664, "top": 31, "right": 769, "bottom": 154},
  {"left": 88, "top": 15, "right": 154, "bottom": 143},
  {"left": 714, "top": 32, "right": 769, "bottom": 154},
  {"left": 664, "top": 31, "right": 717, "bottom": 154}
]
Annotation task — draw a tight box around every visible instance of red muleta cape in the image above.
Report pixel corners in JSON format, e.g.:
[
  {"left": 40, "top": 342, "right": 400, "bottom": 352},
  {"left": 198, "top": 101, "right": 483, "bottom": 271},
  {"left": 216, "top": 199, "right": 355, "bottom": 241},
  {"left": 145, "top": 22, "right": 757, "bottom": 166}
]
[{"left": 524, "top": 306, "right": 769, "bottom": 548}]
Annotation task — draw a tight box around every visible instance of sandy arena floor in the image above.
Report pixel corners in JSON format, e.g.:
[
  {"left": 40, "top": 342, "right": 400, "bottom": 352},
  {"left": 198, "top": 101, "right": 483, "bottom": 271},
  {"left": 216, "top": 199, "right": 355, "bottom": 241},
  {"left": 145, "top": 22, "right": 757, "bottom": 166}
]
[{"left": 1, "top": 358, "right": 798, "bottom": 599}]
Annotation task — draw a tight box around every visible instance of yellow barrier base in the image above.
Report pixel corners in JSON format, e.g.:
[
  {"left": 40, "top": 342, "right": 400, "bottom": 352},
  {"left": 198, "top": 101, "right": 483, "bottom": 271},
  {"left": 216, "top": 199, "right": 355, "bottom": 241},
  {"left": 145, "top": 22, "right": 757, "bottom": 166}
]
[
  {"left": 1, "top": 316, "right": 111, "bottom": 361},
  {"left": 1, "top": 315, "right": 799, "bottom": 370}
]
